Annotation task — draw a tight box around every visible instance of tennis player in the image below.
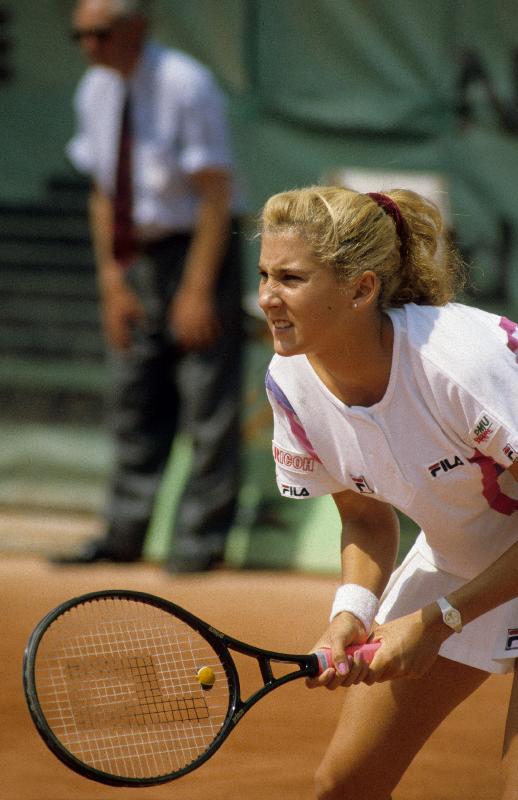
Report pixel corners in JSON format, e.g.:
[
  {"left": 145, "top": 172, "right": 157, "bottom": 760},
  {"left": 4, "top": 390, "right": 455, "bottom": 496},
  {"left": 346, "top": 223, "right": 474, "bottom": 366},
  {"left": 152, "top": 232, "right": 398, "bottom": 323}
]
[{"left": 258, "top": 186, "right": 518, "bottom": 800}]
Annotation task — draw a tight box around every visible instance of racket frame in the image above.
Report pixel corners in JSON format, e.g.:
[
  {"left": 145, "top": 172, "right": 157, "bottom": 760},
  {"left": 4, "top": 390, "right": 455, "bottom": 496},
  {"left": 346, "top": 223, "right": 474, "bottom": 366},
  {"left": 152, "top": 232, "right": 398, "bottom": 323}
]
[{"left": 23, "top": 589, "right": 322, "bottom": 787}]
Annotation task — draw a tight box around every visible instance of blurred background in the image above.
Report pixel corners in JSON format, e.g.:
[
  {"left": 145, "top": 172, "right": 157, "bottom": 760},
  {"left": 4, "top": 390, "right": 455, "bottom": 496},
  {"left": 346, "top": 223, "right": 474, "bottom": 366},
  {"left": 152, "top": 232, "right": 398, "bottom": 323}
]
[{"left": 1, "top": 0, "right": 518, "bottom": 572}]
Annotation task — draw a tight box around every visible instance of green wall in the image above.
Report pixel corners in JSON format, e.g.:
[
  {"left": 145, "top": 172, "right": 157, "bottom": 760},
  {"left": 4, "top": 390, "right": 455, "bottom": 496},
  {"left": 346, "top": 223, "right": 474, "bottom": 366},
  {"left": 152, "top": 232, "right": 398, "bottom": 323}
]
[
  {"left": 2, "top": 1, "right": 518, "bottom": 569},
  {"left": 2, "top": 1, "right": 518, "bottom": 310}
]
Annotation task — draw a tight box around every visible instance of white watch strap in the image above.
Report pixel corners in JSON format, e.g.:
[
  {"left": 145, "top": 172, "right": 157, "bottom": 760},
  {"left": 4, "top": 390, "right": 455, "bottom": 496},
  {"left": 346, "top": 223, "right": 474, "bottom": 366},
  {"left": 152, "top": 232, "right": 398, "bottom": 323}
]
[
  {"left": 437, "top": 596, "right": 454, "bottom": 615},
  {"left": 437, "top": 596, "right": 462, "bottom": 633}
]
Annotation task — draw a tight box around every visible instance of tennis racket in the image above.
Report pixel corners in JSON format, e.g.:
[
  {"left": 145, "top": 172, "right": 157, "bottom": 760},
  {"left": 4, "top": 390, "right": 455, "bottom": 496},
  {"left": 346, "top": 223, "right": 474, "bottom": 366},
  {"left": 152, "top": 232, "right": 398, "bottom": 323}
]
[{"left": 23, "top": 589, "right": 379, "bottom": 787}]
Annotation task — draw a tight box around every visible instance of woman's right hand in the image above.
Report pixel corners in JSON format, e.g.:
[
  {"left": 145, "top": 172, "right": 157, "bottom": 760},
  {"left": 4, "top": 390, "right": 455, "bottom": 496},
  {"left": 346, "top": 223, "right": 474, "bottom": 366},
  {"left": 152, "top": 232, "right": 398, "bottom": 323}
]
[{"left": 306, "top": 611, "right": 371, "bottom": 690}]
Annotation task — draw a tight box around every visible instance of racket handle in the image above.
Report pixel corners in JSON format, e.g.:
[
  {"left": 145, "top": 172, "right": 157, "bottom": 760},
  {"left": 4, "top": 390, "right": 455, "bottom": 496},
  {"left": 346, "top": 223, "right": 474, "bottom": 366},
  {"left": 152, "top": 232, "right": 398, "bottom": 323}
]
[{"left": 315, "top": 643, "right": 380, "bottom": 674}]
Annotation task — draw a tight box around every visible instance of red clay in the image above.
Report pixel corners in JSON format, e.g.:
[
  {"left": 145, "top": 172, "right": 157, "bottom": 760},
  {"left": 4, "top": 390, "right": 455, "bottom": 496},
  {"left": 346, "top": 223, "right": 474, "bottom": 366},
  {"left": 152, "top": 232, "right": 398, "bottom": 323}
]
[{"left": 1, "top": 556, "right": 511, "bottom": 799}]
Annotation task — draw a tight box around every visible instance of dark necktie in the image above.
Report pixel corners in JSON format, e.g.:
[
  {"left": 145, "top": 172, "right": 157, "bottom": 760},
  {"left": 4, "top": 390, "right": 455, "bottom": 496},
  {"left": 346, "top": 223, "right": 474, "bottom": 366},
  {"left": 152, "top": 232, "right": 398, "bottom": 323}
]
[{"left": 113, "top": 91, "right": 137, "bottom": 267}]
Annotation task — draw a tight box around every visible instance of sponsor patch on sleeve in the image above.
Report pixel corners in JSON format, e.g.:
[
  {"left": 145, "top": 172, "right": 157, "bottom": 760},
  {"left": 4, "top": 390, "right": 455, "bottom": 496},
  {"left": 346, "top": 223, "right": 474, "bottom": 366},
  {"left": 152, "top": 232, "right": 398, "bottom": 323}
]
[
  {"left": 272, "top": 442, "right": 316, "bottom": 474},
  {"left": 503, "top": 442, "right": 518, "bottom": 463},
  {"left": 505, "top": 628, "right": 518, "bottom": 651},
  {"left": 280, "top": 484, "right": 310, "bottom": 497},
  {"left": 470, "top": 412, "right": 499, "bottom": 446}
]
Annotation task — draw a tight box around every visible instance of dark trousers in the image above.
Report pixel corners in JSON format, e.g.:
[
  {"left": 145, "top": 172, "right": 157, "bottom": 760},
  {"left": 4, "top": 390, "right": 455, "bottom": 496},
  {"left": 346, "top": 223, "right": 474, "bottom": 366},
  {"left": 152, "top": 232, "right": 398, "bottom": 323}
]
[{"left": 102, "top": 226, "right": 243, "bottom": 566}]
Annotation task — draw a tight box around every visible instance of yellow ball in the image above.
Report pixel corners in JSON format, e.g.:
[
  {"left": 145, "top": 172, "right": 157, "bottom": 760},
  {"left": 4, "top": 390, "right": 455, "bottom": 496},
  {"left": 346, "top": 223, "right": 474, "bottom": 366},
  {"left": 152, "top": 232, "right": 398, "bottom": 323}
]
[{"left": 196, "top": 665, "right": 216, "bottom": 687}]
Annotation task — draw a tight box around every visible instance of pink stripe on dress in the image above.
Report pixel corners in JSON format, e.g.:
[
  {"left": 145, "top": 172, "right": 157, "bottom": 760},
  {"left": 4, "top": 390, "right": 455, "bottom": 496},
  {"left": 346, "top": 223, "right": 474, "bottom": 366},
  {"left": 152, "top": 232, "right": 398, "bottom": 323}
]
[
  {"left": 499, "top": 317, "right": 518, "bottom": 361},
  {"left": 265, "top": 370, "right": 322, "bottom": 463},
  {"left": 468, "top": 449, "right": 518, "bottom": 515}
]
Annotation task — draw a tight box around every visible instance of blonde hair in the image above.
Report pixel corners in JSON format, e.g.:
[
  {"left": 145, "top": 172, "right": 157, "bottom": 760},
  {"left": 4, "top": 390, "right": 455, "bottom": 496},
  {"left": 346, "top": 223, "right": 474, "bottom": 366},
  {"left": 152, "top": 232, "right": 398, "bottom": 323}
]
[{"left": 259, "top": 186, "right": 466, "bottom": 308}]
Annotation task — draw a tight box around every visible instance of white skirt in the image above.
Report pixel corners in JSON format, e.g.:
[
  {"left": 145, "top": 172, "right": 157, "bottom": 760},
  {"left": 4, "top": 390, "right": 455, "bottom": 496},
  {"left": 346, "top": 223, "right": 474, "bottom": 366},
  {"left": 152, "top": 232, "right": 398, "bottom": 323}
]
[{"left": 376, "top": 540, "right": 518, "bottom": 674}]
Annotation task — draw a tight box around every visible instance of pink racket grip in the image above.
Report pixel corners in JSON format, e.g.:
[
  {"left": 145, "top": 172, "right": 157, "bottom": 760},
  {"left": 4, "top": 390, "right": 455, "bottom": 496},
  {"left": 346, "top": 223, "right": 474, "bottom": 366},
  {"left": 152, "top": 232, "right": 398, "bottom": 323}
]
[{"left": 314, "top": 643, "right": 380, "bottom": 674}]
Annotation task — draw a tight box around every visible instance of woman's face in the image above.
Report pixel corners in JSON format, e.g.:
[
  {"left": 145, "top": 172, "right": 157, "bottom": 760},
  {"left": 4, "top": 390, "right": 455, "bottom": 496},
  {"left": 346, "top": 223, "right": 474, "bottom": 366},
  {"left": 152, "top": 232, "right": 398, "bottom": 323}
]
[{"left": 258, "top": 230, "right": 352, "bottom": 358}]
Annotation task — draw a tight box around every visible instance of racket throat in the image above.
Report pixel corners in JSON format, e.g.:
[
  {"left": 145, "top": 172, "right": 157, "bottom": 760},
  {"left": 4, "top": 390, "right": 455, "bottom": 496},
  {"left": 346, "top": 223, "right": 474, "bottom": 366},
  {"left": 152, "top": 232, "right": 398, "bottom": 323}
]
[
  {"left": 258, "top": 655, "right": 275, "bottom": 685},
  {"left": 229, "top": 650, "right": 308, "bottom": 723}
]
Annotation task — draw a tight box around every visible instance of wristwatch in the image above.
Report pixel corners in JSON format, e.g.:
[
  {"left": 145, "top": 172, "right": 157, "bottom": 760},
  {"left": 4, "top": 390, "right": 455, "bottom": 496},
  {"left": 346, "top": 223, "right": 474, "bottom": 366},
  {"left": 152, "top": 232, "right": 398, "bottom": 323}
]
[{"left": 436, "top": 597, "right": 463, "bottom": 633}]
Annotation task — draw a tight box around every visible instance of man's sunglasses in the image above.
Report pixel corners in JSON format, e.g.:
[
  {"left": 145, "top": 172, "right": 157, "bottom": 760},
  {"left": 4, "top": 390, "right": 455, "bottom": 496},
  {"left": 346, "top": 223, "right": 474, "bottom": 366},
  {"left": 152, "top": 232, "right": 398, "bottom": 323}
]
[{"left": 70, "top": 26, "right": 114, "bottom": 42}]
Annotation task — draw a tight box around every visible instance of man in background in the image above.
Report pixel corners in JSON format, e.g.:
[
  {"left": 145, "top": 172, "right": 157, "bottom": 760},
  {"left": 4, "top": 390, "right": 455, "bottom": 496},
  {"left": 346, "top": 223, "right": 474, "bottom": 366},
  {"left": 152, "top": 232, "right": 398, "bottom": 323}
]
[{"left": 55, "top": 0, "right": 243, "bottom": 571}]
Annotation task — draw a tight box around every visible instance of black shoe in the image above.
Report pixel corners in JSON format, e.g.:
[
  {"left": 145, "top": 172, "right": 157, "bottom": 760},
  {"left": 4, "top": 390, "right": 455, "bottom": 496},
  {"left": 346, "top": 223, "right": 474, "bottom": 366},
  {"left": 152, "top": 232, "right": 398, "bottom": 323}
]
[{"left": 50, "top": 540, "right": 140, "bottom": 565}]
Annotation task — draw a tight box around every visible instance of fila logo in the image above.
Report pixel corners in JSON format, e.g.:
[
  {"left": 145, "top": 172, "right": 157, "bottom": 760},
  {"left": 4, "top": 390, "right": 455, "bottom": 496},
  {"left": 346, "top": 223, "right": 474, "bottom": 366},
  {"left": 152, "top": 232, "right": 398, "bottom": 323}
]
[
  {"left": 350, "top": 475, "right": 374, "bottom": 494},
  {"left": 281, "top": 484, "right": 310, "bottom": 497},
  {"left": 428, "top": 455, "right": 464, "bottom": 478},
  {"left": 505, "top": 628, "right": 518, "bottom": 651},
  {"left": 471, "top": 413, "right": 497, "bottom": 445},
  {"left": 503, "top": 443, "right": 517, "bottom": 462}
]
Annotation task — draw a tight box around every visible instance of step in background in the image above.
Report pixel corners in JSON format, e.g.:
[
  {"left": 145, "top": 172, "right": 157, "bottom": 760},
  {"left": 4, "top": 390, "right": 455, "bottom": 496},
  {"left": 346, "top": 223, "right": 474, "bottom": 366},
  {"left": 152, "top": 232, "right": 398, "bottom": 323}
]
[{"left": 0, "top": 170, "right": 106, "bottom": 423}]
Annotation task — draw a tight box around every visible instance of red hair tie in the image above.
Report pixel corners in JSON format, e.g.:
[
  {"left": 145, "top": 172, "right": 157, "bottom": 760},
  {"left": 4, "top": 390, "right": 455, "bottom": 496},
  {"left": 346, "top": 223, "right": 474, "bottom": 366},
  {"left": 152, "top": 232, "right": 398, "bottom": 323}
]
[{"left": 366, "top": 192, "right": 406, "bottom": 244}]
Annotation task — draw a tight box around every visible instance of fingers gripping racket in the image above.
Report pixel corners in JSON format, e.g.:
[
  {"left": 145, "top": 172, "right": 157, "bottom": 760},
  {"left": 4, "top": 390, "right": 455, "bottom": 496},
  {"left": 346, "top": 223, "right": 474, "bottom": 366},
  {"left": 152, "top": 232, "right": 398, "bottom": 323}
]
[{"left": 23, "top": 589, "right": 379, "bottom": 787}]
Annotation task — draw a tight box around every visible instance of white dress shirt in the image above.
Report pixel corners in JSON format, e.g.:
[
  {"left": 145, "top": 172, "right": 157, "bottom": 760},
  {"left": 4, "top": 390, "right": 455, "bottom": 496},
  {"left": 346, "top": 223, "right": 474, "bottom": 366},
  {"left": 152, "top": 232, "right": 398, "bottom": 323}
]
[{"left": 67, "top": 41, "right": 243, "bottom": 240}]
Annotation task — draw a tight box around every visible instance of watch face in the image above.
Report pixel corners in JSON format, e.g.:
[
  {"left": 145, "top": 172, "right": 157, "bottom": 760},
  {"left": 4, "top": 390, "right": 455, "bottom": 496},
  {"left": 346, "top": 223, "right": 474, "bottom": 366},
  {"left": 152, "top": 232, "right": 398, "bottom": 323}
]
[{"left": 444, "top": 609, "right": 461, "bottom": 629}]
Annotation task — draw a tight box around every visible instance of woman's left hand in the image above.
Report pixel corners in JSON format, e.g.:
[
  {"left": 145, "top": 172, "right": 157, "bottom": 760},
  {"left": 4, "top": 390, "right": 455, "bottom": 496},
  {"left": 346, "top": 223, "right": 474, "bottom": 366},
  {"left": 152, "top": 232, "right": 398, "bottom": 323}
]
[{"left": 364, "top": 607, "right": 449, "bottom": 684}]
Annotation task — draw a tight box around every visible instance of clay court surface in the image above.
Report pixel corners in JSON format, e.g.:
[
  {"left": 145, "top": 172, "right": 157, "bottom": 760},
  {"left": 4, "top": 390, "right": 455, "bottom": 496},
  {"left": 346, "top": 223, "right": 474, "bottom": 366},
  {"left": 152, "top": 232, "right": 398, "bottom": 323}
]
[{"left": 2, "top": 553, "right": 512, "bottom": 800}]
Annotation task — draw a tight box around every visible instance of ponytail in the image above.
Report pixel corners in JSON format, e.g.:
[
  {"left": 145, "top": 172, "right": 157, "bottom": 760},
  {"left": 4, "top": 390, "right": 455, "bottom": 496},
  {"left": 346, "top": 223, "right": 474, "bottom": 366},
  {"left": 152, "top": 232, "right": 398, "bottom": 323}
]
[{"left": 379, "top": 189, "right": 466, "bottom": 307}]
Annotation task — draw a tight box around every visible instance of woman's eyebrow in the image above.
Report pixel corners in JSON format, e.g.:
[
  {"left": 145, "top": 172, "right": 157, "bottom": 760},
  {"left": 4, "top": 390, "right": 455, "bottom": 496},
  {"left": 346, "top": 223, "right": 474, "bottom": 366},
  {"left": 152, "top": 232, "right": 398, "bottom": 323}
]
[{"left": 258, "top": 262, "right": 305, "bottom": 273}]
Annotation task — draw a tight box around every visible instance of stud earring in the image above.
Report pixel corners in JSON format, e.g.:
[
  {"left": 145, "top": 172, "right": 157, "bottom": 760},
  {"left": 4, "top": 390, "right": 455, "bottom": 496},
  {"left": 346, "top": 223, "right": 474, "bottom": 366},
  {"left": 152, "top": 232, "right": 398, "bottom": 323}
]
[{"left": 352, "top": 302, "right": 358, "bottom": 309}]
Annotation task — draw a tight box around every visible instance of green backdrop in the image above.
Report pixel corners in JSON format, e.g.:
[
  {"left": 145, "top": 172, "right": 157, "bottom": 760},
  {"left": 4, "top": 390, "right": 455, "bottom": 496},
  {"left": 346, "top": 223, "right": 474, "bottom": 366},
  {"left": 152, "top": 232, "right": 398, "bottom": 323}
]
[
  {"left": 2, "top": 1, "right": 518, "bottom": 569},
  {"left": 2, "top": 1, "right": 518, "bottom": 305}
]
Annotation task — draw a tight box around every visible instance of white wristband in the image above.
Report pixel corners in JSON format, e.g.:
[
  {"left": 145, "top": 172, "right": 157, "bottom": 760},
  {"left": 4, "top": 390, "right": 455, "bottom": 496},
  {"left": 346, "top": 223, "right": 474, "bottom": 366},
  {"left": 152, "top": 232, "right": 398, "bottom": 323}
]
[{"left": 329, "top": 583, "right": 379, "bottom": 633}]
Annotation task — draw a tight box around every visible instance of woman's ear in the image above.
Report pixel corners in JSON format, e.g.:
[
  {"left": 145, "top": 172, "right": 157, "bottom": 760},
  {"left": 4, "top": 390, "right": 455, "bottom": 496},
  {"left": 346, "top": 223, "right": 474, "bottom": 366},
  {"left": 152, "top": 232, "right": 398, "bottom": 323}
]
[{"left": 351, "top": 271, "right": 380, "bottom": 309}]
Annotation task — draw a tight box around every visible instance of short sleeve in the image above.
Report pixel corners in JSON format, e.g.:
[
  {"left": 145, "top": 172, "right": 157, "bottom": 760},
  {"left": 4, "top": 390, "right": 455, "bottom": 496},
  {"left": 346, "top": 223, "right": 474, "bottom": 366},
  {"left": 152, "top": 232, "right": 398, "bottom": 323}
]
[
  {"left": 434, "top": 316, "right": 518, "bottom": 469},
  {"left": 266, "top": 370, "right": 346, "bottom": 499},
  {"left": 176, "top": 71, "right": 233, "bottom": 175},
  {"left": 66, "top": 80, "right": 95, "bottom": 175},
  {"left": 463, "top": 398, "right": 518, "bottom": 469}
]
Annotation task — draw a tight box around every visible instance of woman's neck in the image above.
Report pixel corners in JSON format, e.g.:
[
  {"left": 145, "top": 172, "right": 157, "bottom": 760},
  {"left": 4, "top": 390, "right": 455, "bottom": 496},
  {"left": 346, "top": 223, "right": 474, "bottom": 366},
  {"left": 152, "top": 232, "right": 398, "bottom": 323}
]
[{"left": 308, "top": 313, "right": 394, "bottom": 407}]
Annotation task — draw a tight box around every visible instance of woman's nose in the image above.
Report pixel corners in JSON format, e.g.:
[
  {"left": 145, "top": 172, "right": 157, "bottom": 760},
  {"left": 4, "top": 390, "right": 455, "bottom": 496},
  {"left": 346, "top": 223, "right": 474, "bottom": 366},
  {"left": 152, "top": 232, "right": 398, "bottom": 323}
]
[{"left": 259, "top": 280, "right": 281, "bottom": 310}]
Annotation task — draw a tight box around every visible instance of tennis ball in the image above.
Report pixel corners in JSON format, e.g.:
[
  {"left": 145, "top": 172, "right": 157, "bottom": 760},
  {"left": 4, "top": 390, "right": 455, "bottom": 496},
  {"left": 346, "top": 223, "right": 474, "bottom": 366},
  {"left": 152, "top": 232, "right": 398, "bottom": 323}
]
[{"left": 196, "top": 665, "right": 216, "bottom": 689}]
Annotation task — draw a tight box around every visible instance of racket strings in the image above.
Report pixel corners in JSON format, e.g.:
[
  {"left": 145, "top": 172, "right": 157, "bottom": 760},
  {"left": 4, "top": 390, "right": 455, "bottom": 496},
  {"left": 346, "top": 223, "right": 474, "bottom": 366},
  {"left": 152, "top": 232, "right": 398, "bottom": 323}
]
[{"left": 34, "top": 598, "right": 231, "bottom": 780}]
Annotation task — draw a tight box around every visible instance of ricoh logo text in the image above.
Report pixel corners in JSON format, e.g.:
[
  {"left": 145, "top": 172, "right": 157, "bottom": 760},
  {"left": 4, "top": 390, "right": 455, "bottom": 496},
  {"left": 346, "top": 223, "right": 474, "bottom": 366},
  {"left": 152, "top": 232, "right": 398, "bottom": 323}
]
[{"left": 273, "top": 446, "right": 314, "bottom": 473}]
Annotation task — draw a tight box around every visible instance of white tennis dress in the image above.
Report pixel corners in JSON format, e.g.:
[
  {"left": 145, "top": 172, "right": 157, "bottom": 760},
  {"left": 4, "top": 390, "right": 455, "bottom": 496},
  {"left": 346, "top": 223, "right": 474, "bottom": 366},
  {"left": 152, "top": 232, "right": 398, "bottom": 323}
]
[{"left": 266, "top": 303, "right": 518, "bottom": 673}]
